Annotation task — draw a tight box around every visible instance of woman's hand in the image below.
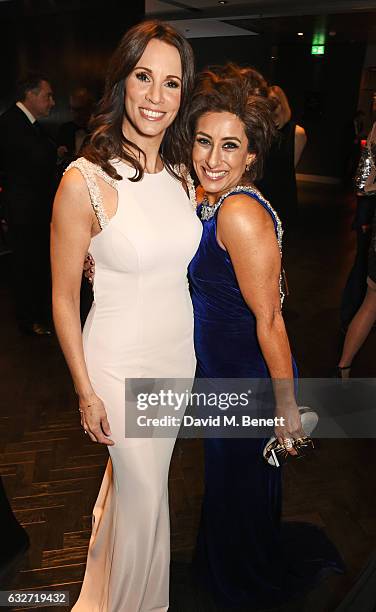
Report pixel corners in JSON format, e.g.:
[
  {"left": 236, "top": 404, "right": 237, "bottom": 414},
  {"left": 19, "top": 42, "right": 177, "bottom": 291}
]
[
  {"left": 274, "top": 403, "right": 305, "bottom": 456},
  {"left": 83, "top": 253, "right": 95, "bottom": 283},
  {"left": 78, "top": 393, "right": 114, "bottom": 445}
]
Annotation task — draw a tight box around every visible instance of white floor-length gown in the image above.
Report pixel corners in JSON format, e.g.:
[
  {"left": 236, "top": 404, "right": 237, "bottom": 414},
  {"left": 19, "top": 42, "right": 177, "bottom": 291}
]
[{"left": 68, "top": 157, "right": 202, "bottom": 612}]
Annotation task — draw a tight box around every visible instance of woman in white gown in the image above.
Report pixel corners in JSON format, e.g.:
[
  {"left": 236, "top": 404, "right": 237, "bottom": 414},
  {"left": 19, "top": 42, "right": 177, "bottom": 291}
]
[{"left": 51, "top": 21, "right": 201, "bottom": 611}]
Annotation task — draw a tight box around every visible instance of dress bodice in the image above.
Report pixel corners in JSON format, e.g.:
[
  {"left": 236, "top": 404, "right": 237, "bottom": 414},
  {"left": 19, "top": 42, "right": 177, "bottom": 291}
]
[
  {"left": 188, "top": 185, "right": 283, "bottom": 379},
  {"left": 65, "top": 156, "right": 202, "bottom": 378},
  {"left": 188, "top": 185, "right": 283, "bottom": 326},
  {"left": 66, "top": 157, "right": 201, "bottom": 303}
]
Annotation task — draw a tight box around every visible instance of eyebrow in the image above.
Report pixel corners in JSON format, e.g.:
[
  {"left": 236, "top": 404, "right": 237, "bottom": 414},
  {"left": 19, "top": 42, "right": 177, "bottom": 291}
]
[
  {"left": 196, "top": 131, "right": 242, "bottom": 143},
  {"left": 134, "top": 66, "right": 182, "bottom": 81}
]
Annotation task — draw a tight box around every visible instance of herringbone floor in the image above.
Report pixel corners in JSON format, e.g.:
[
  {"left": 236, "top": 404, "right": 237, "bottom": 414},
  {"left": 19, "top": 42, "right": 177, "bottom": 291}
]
[{"left": 1, "top": 182, "right": 376, "bottom": 611}]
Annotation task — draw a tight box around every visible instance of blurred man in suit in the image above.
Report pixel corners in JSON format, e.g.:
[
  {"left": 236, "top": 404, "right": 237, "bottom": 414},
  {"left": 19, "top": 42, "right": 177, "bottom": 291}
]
[{"left": 0, "top": 73, "right": 57, "bottom": 335}]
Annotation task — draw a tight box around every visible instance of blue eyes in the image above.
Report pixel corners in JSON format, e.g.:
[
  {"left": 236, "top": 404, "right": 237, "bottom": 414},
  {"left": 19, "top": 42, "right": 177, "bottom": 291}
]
[{"left": 135, "top": 72, "right": 180, "bottom": 89}]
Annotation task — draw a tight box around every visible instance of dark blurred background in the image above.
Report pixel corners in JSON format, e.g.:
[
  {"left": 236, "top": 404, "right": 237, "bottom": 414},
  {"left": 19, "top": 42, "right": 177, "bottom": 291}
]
[{"left": 1, "top": 0, "right": 375, "bottom": 179}]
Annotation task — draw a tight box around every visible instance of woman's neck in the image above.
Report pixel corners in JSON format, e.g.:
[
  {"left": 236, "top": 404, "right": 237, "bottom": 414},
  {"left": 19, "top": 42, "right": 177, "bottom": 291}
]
[
  {"left": 205, "top": 180, "right": 251, "bottom": 205},
  {"left": 123, "top": 120, "right": 164, "bottom": 174}
]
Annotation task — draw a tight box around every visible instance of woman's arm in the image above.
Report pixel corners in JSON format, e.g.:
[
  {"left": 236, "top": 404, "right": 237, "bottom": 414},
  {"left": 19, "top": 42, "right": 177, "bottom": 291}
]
[
  {"left": 217, "top": 195, "right": 304, "bottom": 448},
  {"left": 51, "top": 169, "right": 113, "bottom": 445},
  {"left": 294, "top": 124, "right": 307, "bottom": 167}
]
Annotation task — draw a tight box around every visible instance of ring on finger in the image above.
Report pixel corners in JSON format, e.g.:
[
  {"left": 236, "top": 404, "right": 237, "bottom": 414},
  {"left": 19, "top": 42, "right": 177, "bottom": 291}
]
[{"left": 283, "top": 438, "right": 293, "bottom": 449}]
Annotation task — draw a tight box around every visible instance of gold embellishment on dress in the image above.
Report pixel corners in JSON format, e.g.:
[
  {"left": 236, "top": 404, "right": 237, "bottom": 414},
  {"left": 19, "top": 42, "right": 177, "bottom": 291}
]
[{"left": 64, "top": 157, "right": 118, "bottom": 230}]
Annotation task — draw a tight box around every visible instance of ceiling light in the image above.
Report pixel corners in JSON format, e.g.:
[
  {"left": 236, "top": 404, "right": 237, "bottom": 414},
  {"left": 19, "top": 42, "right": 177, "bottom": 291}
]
[
  {"left": 218, "top": 1, "right": 227, "bottom": 4},
  {"left": 298, "top": 32, "right": 304, "bottom": 36}
]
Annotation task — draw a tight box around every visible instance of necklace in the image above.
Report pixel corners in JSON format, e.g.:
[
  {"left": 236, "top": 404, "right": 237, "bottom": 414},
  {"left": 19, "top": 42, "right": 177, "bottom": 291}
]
[{"left": 200, "top": 196, "right": 221, "bottom": 221}]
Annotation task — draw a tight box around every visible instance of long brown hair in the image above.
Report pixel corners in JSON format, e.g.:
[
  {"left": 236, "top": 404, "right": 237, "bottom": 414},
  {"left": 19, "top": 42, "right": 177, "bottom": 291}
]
[{"left": 83, "top": 20, "right": 195, "bottom": 181}]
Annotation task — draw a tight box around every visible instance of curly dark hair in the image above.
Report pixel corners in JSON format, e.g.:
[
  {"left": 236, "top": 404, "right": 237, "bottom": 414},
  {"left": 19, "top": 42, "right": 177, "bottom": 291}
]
[
  {"left": 187, "top": 66, "right": 276, "bottom": 182},
  {"left": 82, "top": 20, "right": 195, "bottom": 181},
  {"left": 205, "top": 62, "right": 269, "bottom": 99}
]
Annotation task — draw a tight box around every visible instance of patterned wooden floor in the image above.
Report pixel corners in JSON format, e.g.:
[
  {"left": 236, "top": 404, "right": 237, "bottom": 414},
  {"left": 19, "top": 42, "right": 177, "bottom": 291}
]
[{"left": 1, "top": 182, "right": 376, "bottom": 611}]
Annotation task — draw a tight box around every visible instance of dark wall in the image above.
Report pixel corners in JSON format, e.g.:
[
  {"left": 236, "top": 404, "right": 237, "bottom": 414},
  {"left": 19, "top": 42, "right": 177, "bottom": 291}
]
[
  {"left": 191, "top": 34, "right": 366, "bottom": 178},
  {"left": 0, "top": 8, "right": 365, "bottom": 177},
  {"left": 0, "top": 1, "right": 145, "bottom": 130},
  {"left": 274, "top": 41, "right": 366, "bottom": 177},
  {"left": 190, "top": 35, "right": 272, "bottom": 75}
]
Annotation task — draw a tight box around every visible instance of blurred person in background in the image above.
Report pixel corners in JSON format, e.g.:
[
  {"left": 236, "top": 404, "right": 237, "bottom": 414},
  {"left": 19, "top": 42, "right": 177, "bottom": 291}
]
[
  {"left": 0, "top": 172, "right": 11, "bottom": 255},
  {"left": 256, "top": 84, "right": 307, "bottom": 227},
  {"left": 0, "top": 73, "right": 57, "bottom": 335},
  {"left": 337, "top": 210, "right": 376, "bottom": 377},
  {"left": 337, "top": 123, "right": 376, "bottom": 377},
  {"left": 340, "top": 121, "right": 376, "bottom": 332},
  {"left": 57, "top": 87, "right": 95, "bottom": 170},
  {"left": 343, "top": 109, "right": 365, "bottom": 184}
]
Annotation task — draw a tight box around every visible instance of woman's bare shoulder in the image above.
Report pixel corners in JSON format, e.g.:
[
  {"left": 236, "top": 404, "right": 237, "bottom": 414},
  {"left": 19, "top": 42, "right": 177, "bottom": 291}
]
[
  {"left": 219, "top": 192, "right": 273, "bottom": 227},
  {"left": 53, "top": 167, "right": 92, "bottom": 222}
]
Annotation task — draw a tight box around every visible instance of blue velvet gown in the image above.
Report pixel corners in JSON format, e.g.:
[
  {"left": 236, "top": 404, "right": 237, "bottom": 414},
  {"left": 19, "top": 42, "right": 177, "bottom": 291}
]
[{"left": 188, "top": 186, "right": 344, "bottom": 609}]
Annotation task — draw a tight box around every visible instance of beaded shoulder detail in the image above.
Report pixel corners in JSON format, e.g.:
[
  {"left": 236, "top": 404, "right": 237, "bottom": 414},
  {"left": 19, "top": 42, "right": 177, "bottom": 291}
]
[
  {"left": 173, "top": 164, "right": 197, "bottom": 210},
  {"left": 64, "top": 157, "right": 118, "bottom": 230},
  {"left": 201, "top": 184, "right": 282, "bottom": 247},
  {"left": 200, "top": 184, "right": 285, "bottom": 304}
]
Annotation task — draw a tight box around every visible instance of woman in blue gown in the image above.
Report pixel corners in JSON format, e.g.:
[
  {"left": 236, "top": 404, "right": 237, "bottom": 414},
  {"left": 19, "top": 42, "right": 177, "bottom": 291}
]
[{"left": 187, "top": 68, "right": 344, "bottom": 609}]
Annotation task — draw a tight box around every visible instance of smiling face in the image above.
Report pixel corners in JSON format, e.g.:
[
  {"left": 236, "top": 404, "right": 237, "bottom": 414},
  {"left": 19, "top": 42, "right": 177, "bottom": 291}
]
[
  {"left": 123, "top": 38, "right": 182, "bottom": 144},
  {"left": 192, "top": 111, "right": 255, "bottom": 203}
]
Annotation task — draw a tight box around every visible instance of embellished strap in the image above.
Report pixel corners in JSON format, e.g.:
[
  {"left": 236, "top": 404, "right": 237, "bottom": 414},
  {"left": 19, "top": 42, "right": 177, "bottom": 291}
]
[
  {"left": 201, "top": 185, "right": 286, "bottom": 304},
  {"left": 186, "top": 172, "right": 197, "bottom": 210},
  {"left": 204, "top": 185, "right": 283, "bottom": 252},
  {"left": 65, "top": 157, "right": 118, "bottom": 230},
  {"left": 173, "top": 164, "right": 197, "bottom": 209}
]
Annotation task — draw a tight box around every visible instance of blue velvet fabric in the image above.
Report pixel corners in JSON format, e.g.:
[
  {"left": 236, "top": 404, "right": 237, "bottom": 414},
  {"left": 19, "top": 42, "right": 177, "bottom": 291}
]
[{"left": 188, "top": 188, "right": 345, "bottom": 609}]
